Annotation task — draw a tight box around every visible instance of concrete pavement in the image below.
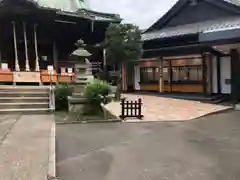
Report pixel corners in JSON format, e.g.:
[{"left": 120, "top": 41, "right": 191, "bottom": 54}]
[
  {"left": 57, "top": 111, "right": 240, "bottom": 180},
  {"left": 0, "top": 114, "right": 54, "bottom": 180}
]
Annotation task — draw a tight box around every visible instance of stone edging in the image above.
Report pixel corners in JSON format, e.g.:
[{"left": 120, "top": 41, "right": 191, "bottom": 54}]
[
  {"left": 56, "top": 119, "right": 122, "bottom": 125},
  {"left": 194, "top": 107, "right": 234, "bottom": 120},
  {"left": 47, "top": 119, "right": 57, "bottom": 180},
  {"left": 235, "top": 104, "right": 240, "bottom": 111}
]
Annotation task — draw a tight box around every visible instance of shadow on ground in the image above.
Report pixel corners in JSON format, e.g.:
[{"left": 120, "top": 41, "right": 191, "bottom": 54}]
[{"left": 56, "top": 111, "right": 240, "bottom": 180}]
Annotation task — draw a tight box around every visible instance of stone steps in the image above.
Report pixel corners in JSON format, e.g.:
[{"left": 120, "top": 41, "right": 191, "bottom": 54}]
[
  {"left": 0, "top": 102, "right": 49, "bottom": 109},
  {"left": 0, "top": 89, "right": 49, "bottom": 92},
  {"left": 0, "top": 91, "right": 49, "bottom": 97},
  {"left": 0, "top": 108, "right": 50, "bottom": 114},
  {"left": 0, "top": 86, "right": 51, "bottom": 114},
  {"left": 0, "top": 97, "right": 49, "bottom": 103}
]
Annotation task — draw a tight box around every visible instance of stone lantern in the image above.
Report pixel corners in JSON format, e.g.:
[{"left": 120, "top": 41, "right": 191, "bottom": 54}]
[{"left": 68, "top": 39, "right": 94, "bottom": 112}]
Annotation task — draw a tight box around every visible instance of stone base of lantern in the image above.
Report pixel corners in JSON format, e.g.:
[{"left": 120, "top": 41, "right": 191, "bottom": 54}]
[{"left": 68, "top": 96, "right": 88, "bottom": 113}]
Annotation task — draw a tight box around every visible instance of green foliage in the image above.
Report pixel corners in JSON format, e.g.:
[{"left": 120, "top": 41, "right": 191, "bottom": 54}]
[
  {"left": 55, "top": 83, "right": 73, "bottom": 111},
  {"left": 84, "top": 79, "right": 113, "bottom": 109},
  {"left": 105, "top": 23, "right": 143, "bottom": 65}
]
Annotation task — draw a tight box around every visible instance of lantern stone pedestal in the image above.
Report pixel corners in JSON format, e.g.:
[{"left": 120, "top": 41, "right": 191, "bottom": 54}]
[
  {"left": 68, "top": 61, "right": 94, "bottom": 113},
  {"left": 68, "top": 40, "right": 93, "bottom": 113}
]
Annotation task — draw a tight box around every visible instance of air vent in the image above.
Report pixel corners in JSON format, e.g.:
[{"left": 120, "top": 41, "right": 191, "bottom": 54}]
[{"left": 190, "top": 0, "right": 198, "bottom": 6}]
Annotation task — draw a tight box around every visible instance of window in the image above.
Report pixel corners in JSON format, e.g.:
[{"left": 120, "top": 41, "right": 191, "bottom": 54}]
[
  {"left": 171, "top": 58, "right": 203, "bottom": 82},
  {"left": 139, "top": 57, "right": 203, "bottom": 84},
  {"left": 140, "top": 67, "right": 158, "bottom": 83}
]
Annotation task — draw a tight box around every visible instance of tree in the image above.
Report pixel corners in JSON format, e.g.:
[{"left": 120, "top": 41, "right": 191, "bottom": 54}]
[{"left": 104, "top": 23, "right": 143, "bottom": 99}]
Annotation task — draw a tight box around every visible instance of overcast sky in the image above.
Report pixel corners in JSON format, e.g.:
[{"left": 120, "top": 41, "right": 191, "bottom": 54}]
[{"left": 89, "top": 0, "right": 178, "bottom": 29}]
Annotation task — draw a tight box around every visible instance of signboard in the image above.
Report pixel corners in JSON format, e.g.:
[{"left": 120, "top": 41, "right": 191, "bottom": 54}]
[
  {"left": 1, "top": 63, "right": 8, "bottom": 69},
  {"left": 225, "top": 79, "right": 231, "bottom": 85},
  {"left": 67, "top": 68, "right": 73, "bottom": 73},
  {"left": 13, "top": 72, "right": 40, "bottom": 83},
  {"left": 42, "top": 56, "right": 48, "bottom": 61},
  {"left": 47, "top": 65, "right": 54, "bottom": 71}
]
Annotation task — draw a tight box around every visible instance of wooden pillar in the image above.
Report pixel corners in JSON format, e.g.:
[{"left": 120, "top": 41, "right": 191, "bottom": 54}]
[
  {"left": 103, "top": 48, "right": 107, "bottom": 80},
  {"left": 202, "top": 54, "right": 207, "bottom": 93},
  {"left": 217, "top": 56, "right": 221, "bottom": 94},
  {"left": 34, "top": 24, "right": 40, "bottom": 71},
  {"left": 158, "top": 57, "right": 164, "bottom": 92},
  {"left": 0, "top": 49, "right": 2, "bottom": 66},
  {"left": 168, "top": 60, "right": 172, "bottom": 92},
  {"left": 202, "top": 52, "right": 213, "bottom": 94},
  {"left": 0, "top": 26, "right": 1, "bottom": 67},
  {"left": 53, "top": 42, "right": 58, "bottom": 71},
  {"left": 0, "top": 25, "right": 1, "bottom": 66},
  {"left": 23, "top": 23, "right": 30, "bottom": 71},
  {"left": 230, "top": 49, "right": 239, "bottom": 105},
  {"left": 207, "top": 53, "right": 213, "bottom": 94},
  {"left": 12, "top": 21, "right": 20, "bottom": 71}
]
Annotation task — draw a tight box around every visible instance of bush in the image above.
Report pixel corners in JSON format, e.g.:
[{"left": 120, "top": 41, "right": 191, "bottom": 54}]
[
  {"left": 55, "top": 83, "right": 73, "bottom": 111},
  {"left": 84, "top": 79, "right": 113, "bottom": 111}
]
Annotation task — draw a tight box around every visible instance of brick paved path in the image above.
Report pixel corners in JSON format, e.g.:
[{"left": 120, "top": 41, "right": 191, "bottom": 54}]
[{"left": 104, "top": 94, "right": 232, "bottom": 121}]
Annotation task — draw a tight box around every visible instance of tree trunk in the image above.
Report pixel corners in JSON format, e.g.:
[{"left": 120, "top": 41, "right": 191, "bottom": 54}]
[
  {"left": 115, "top": 76, "right": 122, "bottom": 101},
  {"left": 122, "top": 61, "right": 127, "bottom": 92},
  {"left": 115, "top": 61, "right": 123, "bottom": 101}
]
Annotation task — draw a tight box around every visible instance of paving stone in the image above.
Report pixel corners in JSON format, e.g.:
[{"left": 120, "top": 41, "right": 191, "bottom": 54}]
[{"left": 104, "top": 94, "right": 232, "bottom": 122}]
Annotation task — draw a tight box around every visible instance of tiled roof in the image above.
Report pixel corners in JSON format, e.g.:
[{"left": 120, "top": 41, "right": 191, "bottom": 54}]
[
  {"left": 34, "top": 0, "right": 88, "bottom": 12},
  {"left": 36, "top": 0, "right": 121, "bottom": 21},
  {"left": 142, "top": 16, "right": 240, "bottom": 41},
  {"left": 223, "top": 0, "right": 240, "bottom": 7},
  {"left": 55, "top": 9, "right": 121, "bottom": 22},
  {"left": 77, "top": 9, "right": 121, "bottom": 21},
  {"left": 0, "top": 0, "right": 121, "bottom": 22}
]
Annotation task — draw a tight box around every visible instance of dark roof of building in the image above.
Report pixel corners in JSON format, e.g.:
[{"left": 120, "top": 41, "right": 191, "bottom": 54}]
[
  {"left": 145, "top": 0, "right": 240, "bottom": 33},
  {"left": 76, "top": 9, "right": 121, "bottom": 22},
  {"left": 142, "top": 0, "right": 240, "bottom": 41},
  {"left": 55, "top": 8, "right": 121, "bottom": 22},
  {"left": 142, "top": 16, "right": 240, "bottom": 41},
  {"left": 0, "top": 0, "right": 121, "bottom": 22},
  {"left": 224, "top": 0, "right": 240, "bottom": 7}
]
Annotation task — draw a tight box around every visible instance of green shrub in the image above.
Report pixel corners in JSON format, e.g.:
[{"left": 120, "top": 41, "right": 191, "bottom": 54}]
[
  {"left": 55, "top": 83, "right": 73, "bottom": 111},
  {"left": 84, "top": 79, "right": 113, "bottom": 112}
]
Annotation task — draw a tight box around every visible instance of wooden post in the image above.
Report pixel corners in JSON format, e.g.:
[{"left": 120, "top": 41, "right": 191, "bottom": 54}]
[
  {"left": 120, "top": 98, "right": 125, "bottom": 120},
  {"left": 158, "top": 57, "right": 164, "bottom": 92},
  {"left": 138, "top": 98, "right": 143, "bottom": 120},
  {"left": 202, "top": 53, "right": 207, "bottom": 94},
  {"left": 168, "top": 60, "right": 172, "bottom": 92},
  {"left": 204, "top": 52, "right": 213, "bottom": 94},
  {"left": 12, "top": 21, "right": 20, "bottom": 71},
  {"left": 91, "top": 20, "right": 94, "bottom": 33},
  {"left": 134, "top": 100, "right": 137, "bottom": 116},
  {"left": 208, "top": 53, "right": 213, "bottom": 94},
  {"left": 230, "top": 49, "right": 239, "bottom": 105},
  {"left": 53, "top": 42, "right": 58, "bottom": 71},
  {"left": 217, "top": 56, "right": 221, "bottom": 94},
  {"left": 130, "top": 101, "right": 133, "bottom": 116},
  {"left": 34, "top": 24, "right": 40, "bottom": 71},
  {"left": 126, "top": 100, "right": 129, "bottom": 117},
  {"left": 23, "top": 23, "right": 30, "bottom": 71},
  {"left": 103, "top": 48, "right": 108, "bottom": 80},
  {"left": 0, "top": 27, "right": 1, "bottom": 66},
  {"left": 0, "top": 48, "right": 2, "bottom": 66}
]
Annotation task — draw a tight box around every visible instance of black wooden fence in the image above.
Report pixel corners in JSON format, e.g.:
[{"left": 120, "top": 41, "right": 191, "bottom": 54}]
[{"left": 119, "top": 98, "right": 144, "bottom": 120}]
